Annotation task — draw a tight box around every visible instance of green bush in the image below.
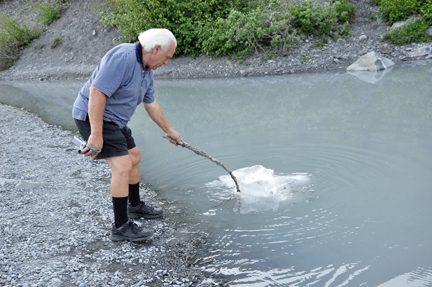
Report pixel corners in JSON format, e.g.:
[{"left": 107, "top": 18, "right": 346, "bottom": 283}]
[
  {"left": 291, "top": 0, "right": 336, "bottom": 35},
  {"left": 291, "top": 0, "right": 354, "bottom": 36},
  {"left": 100, "top": 0, "right": 355, "bottom": 59},
  {"left": 422, "top": 1, "right": 432, "bottom": 21},
  {"left": 34, "top": 1, "right": 62, "bottom": 25},
  {"left": 333, "top": 0, "right": 356, "bottom": 22},
  {"left": 0, "top": 14, "right": 41, "bottom": 70},
  {"left": 201, "top": 0, "right": 299, "bottom": 58},
  {"left": 379, "top": 0, "right": 432, "bottom": 45},
  {"left": 100, "top": 0, "right": 249, "bottom": 56},
  {"left": 379, "top": 0, "right": 429, "bottom": 25},
  {"left": 382, "top": 19, "right": 432, "bottom": 44}
]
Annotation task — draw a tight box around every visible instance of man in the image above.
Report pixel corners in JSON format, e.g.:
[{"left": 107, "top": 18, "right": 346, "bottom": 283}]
[{"left": 72, "top": 28, "right": 183, "bottom": 242}]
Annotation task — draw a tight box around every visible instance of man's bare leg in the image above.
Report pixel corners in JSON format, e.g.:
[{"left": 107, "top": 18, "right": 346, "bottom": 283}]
[
  {"left": 125, "top": 147, "right": 164, "bottom": 219},
  {"left": 127, "top": 147, "right": 142, "bottom": 207},
  {"left": 128, "top": 147, "right": 141, "bottom": 185},
  {"left": 105, "top": 153, "right": 152, "bottom": 241},
  {"left": 105, "top": 155, "right": 132, "bottom": 198},
  {"left": 105, "top": 155, "right": 132, "bottom": 228}
]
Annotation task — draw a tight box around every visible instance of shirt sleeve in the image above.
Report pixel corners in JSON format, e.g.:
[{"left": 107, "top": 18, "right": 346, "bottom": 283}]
[
  {"left": 91, "top": 51, "right": 129, "bottom": 98},
  {"left": 143, "top": 71, "right": 155, "bottom": 104}
]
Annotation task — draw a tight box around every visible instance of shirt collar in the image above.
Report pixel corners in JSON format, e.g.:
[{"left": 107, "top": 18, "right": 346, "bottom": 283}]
[{"left": 135, "top": 42, "right": 148, "bottom": 71}]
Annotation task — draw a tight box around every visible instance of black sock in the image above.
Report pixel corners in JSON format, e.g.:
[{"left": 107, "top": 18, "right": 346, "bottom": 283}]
[
  {"left": 112, "top": 196, "right": 129, "bottom": 228},
  {"left": 129, "top": 182, "right": 141, "bottom": 207}
]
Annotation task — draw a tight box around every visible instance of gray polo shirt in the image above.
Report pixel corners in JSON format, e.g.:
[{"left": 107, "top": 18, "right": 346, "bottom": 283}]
[{"left": 72, "top": 42, "right": 155, "bottom": 128}]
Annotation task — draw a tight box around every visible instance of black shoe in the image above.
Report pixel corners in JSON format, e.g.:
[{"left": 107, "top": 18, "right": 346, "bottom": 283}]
[
  {"left": 128, "top": 201, "right": 163, "bottom": 219},
  {"left": 110, "top": 220, "right": 153, "bottom": 242}
]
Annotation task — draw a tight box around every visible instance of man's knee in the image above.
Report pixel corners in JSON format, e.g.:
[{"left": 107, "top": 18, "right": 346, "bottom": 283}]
[
  {"left": 106, "top": 156, "right": 133, "bottom": 177},
  {"left": 129, "top": 147, "right": 142, "bottom": 166}
]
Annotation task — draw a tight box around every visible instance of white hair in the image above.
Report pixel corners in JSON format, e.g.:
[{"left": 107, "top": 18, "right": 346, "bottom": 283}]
[{"left": 138, "top": 28, "right": 177, "bottom": 52}]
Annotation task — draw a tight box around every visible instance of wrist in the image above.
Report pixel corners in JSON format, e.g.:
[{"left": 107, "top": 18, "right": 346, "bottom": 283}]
[
  {"left": 165, "top": 127, "right": 174, "bottom": 134},
  {"left": 90, "top": 131, "right": 103, "bottom": 137}
]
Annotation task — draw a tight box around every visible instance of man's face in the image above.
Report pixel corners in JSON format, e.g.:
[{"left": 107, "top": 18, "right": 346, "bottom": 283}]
[{"left": 145, "top": 41, "right": 176, "bottom": 70}]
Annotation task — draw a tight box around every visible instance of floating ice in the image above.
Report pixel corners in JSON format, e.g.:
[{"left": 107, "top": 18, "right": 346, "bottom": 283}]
[{"left": 206, "top": 165, "right": 311, "bottom": 214}]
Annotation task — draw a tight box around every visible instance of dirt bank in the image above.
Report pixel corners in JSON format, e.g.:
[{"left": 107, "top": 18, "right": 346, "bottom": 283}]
[{"left": 0, "top": 0, "right": 431, "bottom": 81}]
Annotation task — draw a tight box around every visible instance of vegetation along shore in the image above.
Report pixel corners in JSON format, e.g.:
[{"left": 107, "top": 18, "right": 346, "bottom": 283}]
[{"left": 0, "top": 0, "right": 431, "bottom": 80}]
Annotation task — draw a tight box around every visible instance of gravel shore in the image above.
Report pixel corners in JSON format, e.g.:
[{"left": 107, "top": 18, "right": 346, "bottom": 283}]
[{"left": 0, "top": 104, "right": 216, "bottom": 287}]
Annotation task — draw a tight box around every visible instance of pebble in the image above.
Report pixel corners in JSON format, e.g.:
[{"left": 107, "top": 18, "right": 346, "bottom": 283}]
[{"left": 359, "top": 35, "right": 368, "bottom": 41}]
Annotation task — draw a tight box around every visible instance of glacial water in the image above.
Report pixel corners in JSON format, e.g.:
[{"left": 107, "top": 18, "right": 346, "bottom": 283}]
[{"left": 1, "top": 63, "right": 432, "bottom": 286}]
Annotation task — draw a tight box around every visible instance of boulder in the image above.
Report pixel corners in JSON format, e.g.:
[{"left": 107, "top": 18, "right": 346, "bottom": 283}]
[
  {"left": 406, "top": 45, "right": 432, "bottom": 58},
  {"left": 390, "top": 16, "right": 422, "bottom": 32},
  {"left": 346, "top": 51, "right": 395, "bottom": 72}
]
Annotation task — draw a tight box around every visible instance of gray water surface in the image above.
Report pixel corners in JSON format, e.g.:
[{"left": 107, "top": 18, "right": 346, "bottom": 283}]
[{"left": 1, "top": 64, "right": 432, "bottom": 286}]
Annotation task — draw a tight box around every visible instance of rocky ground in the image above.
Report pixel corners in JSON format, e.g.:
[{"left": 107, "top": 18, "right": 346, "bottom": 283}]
[
  {"left": 0, "top": 103, "right": 220, "bottom": 287},
  {"left": 0, "top": 0, "right": 431, "bottom": 81}
]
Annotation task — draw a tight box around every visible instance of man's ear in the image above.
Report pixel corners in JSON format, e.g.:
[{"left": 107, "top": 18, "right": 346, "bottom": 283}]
[{"left": 153, "top": 45, "right": 161, "bottom": 53}]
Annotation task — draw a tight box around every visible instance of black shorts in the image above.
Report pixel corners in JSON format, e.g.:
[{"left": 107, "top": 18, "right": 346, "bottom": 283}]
[{"left": 74, "top": 117, "right": 136, "bottom": 160}]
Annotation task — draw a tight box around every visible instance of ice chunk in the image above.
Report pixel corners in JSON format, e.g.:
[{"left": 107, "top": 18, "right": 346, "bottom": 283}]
[
  {"left": 211, "top": 165, "right": 311, "bottom": 214},
  {"left": 235, "top": 165, "right": 277, "bottom": 197}
]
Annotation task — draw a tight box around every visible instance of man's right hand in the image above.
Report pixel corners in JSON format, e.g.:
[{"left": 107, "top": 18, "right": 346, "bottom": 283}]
[
  {"left": 83, "top": 133, "right": 103, "bottom": 160},
  {"left": 166, "top": 129, "right": 184, "bottom": 147}
]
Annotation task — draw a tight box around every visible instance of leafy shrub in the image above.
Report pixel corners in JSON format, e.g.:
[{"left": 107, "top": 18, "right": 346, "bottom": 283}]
[
  {"left": 100, "top": 0, "right": 355, "bottom": 58},
  {"left": 32, "top": 1, "right": 62, "bottom": 25},
  {"left": 201, "top": 0, "right": 298, "bottom": 58},
  {"left": 100, "top": 0, "right": 249, "bottom": 56},
  {"left": 291, "top": 0, "right": 354, "bottom": 36},
  {"left": 379, "top": 0, "right": 428, "bottom": 25},
  {"left": 333, "top": 0, "right": 357, "bottom": 22},
  {"left": 291, "top": 0, "right": 336, "bottom": 35},
  {"left": 382, "top": 19, "right": 432, "bottom": 44},
  {"left": 206, "top": 0, "right": 355, "bottom": 58},
  {"left": 0, "top": 14, "right": 41, "bottom": 70},
  {"left": 422, "top": 2, "right": 432, "bottom": 21},
  {"left": 379, "top": 0, "right": 432, "bottom": 45}
]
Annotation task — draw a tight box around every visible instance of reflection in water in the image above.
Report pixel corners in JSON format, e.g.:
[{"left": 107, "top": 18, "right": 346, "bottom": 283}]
[
  {"left": 347, "top": 66, "right": 393, "bottom": 84},
  {"left": 1, "top": 63, "right": 432, "bottom": 286}
]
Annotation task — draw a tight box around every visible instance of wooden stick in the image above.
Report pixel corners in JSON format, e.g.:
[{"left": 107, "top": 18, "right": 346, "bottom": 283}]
[{"left": 163, "top": 136, "right": 240, "bottom": 192}]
